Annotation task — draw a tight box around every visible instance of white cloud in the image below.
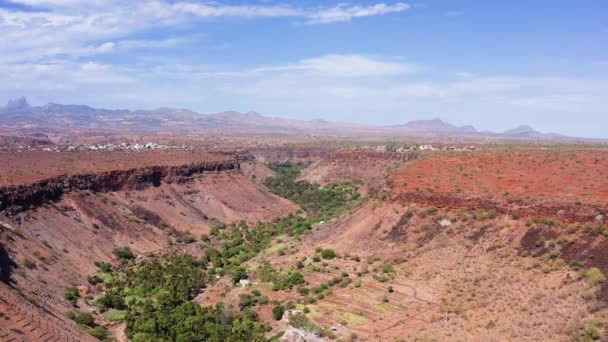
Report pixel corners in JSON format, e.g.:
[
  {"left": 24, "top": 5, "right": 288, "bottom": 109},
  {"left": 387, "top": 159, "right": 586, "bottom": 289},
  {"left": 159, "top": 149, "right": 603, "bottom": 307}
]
[
  {"left": 252, "top": 54, "right": 421, "bottom": 77},
  {"left": 0, "top": 1, "right": 411, "bottom": 64},
  {"left": 306, "top": 3, "right": 410, "bottom": 24}
]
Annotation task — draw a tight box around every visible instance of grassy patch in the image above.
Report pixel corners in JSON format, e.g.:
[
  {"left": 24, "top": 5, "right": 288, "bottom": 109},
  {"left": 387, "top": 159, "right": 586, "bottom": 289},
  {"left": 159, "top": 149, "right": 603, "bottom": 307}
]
[
  {"left": 335, "top": 311, "right": 369, "bottom": 326},
  {"left": 266, "top": 243, "right": 286, "bottom": 255},
  {"left": 296, "top": 304, "right": 322, "bottom": 318},
  {"left": 371, "top": 303, "right": 399, "bottom": 313},
  {"left": 103, "top": 310, "right": 126, "bottom": 322}
]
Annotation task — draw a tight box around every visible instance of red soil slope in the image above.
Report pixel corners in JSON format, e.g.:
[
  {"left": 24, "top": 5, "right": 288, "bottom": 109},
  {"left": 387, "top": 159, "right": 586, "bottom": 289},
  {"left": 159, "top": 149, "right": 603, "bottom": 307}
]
[
  {"left": 390, "top": 150, "right": 608, "bottom": 204},
  {"left": 0, "top": 164, "right": 296, "bottom": 341},
  {"left": 0, "top": 150, "right": 233, "bottom": 186}
]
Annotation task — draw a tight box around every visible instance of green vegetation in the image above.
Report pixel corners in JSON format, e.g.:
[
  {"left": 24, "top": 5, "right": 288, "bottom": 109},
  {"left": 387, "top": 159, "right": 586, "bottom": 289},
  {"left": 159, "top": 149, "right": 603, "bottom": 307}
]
[
  {"left": 112, "top": 246, "right": 135, "bottom": 261},
  {"left": 65, "top": 311, "right": 108, "bottom": 340},
  {"left": 320, "top": 249, "right": 336, "bottom": 260},
  {"left": 64, "top": 287, "right": 79, "bottom": 305},
  {"left": 75, "top": 312, "right": 95, "bottom": 326},
  {"left": 95, "top": 261, "right": 112, "bottom": 273},
  {"left": 272, "top": 304, "right": 285, "bottom": 320},
  {"left": 336, "top": 311, "right": 369, "bottom": 326},
  {"left": 265, "top": 162, "right": 360, "bottom": 221},
  {"left": 74, "top": 161, "right": 365, "bottom": 341},
  {"left": 584, "top": 267, "right": 607, "bottom": 285},
  {"left": 103, "top": 310, "right": 126, "bottom": 322},
  {"left": 96, "top": 254, "right": 269, "bottom": 341}
]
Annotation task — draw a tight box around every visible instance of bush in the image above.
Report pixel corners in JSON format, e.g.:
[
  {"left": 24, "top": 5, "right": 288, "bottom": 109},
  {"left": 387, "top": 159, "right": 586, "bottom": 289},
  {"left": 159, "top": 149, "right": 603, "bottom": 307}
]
[
  {"left": 96, "top": 292, "right": 126, "bottom": 311},
  {"left": 232, "top": 267, "right": 248, "bottom": 285},
  {"left": 320, "top": 249, "right": 336, "bottom": 260},
  {"left": 87, "top": 275, "right": 103, "bottom": 285},
  {"left": 64, "top": 287, "right": 80, "bottom": 301},
  {"left": 569, "top": 260, "right": 584, "bottom": 270},
  {"left": 373, "top": 274, "right": 389, "bottom": 283},
  {"left": 65, "top": 310, "right": 76, "bottom": 320},
  {"left": 75, "top": 312, "right": 95, "bottom": 327},
  {"left": 584, "top": 268, "right": 607, "bottom": 285},
  {"left": 95, "top": 261, "right": 112, "bottom": 273},
  {"left": 388, "top": 286, "right": 394, "bottom": 293},
  {"left": 112, "top": 246, "right": 135, "bottom": 261},
  {"left": 272, "top": 305, "right": 285, "bottom": 320},
  {"left": 239, "top": 293, "right": 256, "bottom": 309},
  {"left": 382, "top": 263, "right": 394, "bottom": 274},
  {"left": 88, "top": 325, "right": 107, "bottom": 340}
]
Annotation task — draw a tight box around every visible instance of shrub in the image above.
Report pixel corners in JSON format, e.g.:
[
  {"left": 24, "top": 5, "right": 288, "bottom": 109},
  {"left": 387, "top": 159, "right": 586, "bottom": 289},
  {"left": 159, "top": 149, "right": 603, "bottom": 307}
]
[
  {"left": 584, "top": 268, "right": 607, "bottom": 285},
  {"left": 232, "top": 267, "right": 248, "bottom": 285},
  {"left": 64, "top": 287, "right": 80, "bottom": 302},
  {"left": 388, "top": 286, "right": 394, "bottom": 293},
  {"left": 373, "top": 274, "right": 389, "bottom": 283},
  {"left": 569, "top": 260, "right": 584, "bottom": 270},
  {"left": 87, "top": 275, "right": 103, "bottom": 285},
  {"left": 96, "top": 292, "right": 126, "bottom": 311},
  {"left": 272, "top": 305, "right": 285, "bottom": 320},
  {"left": 251, "top": 289, "right": 261, "bottom": 297},
  {"left": 65, "top": 310, "right": 76, "bottom": 320},
  {"left": 382, "top": 263, "right": 394, "bottom": 274},
  {"left": 75, "top": 312, "right": 95, "bottom": 327},
  {"left": 95, "top": 261, "right": 112, "bottom": 273},
  {"left": 303, "top": 306, "right": 310, "bottom": 314},
  {"left": 239, "top": 293, "right": 256, "bottom": 309},
  {"left": 320, "top": 249, "right": 336, "bottom": 260},
  {"left": 88, "top": 325, "right": 107, "bottom": 340},
  {"left": 112, "top": 246, "right": 135, "bottom": 261}
]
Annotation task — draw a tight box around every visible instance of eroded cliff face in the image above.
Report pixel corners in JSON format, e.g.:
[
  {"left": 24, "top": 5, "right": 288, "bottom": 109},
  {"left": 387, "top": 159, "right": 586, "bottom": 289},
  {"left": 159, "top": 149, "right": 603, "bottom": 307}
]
[
  {"left": 0, "top": 156, "right": 297, "bottom": 341},
  {"left": 0, "top": 159, "right": 239, "bottom": 214}
]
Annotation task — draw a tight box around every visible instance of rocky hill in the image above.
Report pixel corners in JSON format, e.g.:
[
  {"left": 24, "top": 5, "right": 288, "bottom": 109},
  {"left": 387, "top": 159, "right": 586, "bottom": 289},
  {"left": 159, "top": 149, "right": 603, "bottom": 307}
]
[{"left": 0, "top": 97, "right": 582, "bottom": 140}]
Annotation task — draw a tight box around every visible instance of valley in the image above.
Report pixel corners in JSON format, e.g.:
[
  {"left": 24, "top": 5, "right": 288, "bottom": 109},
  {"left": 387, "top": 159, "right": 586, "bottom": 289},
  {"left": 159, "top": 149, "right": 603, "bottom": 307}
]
[{"left": 0, "top": 143, "right": 607, "bottom": 341}]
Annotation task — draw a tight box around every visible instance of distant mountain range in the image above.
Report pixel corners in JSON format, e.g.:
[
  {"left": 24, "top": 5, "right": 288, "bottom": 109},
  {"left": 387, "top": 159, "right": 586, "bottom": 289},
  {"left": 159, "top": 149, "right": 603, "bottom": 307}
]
[{"left": 0, "top": 97, "right": 585, "bottom": 140}]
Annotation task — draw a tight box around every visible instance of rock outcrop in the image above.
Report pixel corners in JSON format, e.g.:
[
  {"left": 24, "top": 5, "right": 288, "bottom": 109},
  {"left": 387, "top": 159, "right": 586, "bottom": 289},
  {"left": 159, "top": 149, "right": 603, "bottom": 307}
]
[{"left": 0, "top": 159, "right": 239, "bottom": 214}]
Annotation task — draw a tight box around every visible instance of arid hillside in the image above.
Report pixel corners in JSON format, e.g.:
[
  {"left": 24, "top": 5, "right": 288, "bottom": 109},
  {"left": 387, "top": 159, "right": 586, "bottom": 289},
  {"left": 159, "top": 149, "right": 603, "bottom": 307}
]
[
  {"left": 0, "top": 153, "right": 296, "bottom": 341},
  {"left": 1, "top": 146, "right": 608, "bottom": 342}
]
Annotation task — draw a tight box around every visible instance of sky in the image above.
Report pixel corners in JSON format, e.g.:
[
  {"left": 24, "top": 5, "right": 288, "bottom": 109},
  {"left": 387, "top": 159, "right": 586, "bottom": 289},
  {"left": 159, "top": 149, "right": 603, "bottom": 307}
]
[{"left": 0, "top": 0, "right": 607, "bottom": 138}]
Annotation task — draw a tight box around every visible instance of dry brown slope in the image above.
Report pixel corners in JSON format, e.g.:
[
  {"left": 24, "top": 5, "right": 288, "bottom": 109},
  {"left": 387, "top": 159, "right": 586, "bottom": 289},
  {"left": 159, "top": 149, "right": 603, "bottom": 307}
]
[{"left": 0, "top": 166, "right": 296, "bottom": 341}]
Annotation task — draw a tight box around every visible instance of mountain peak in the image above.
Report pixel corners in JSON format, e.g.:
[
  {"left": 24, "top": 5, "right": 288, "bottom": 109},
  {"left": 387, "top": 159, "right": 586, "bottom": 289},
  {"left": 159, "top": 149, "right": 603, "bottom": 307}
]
[
  {"left": 5, "top": 96, "right": 29, "bottom": 109},
  {"left": 504, "top": 125, "right": 536, "bottom": 135}
]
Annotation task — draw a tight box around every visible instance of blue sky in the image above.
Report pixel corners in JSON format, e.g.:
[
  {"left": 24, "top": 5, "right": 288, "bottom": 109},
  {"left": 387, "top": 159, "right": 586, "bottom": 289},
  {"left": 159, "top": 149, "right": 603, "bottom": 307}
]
[{"left": 0, "top": 1, "right": 607, "bottom": 137}]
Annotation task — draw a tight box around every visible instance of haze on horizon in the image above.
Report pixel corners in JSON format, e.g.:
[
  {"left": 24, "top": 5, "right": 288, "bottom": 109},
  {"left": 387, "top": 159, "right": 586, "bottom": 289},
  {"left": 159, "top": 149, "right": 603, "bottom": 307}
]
[{"left": 0, "top": 0, "right": 607, "bottom": 138}]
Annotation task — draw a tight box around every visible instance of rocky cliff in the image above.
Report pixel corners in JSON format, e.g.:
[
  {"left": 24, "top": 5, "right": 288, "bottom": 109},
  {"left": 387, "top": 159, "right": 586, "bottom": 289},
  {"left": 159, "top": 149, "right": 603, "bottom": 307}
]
[{"left": 0, "top": 159, "right": 239, "bottom": 214}]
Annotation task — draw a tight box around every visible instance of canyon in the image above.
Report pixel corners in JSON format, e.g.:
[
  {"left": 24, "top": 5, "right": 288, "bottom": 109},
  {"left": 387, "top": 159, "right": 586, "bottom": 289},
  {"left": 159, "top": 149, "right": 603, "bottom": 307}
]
[{"left": 0, "top": 144, "right": 607, "bottom": 341}]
